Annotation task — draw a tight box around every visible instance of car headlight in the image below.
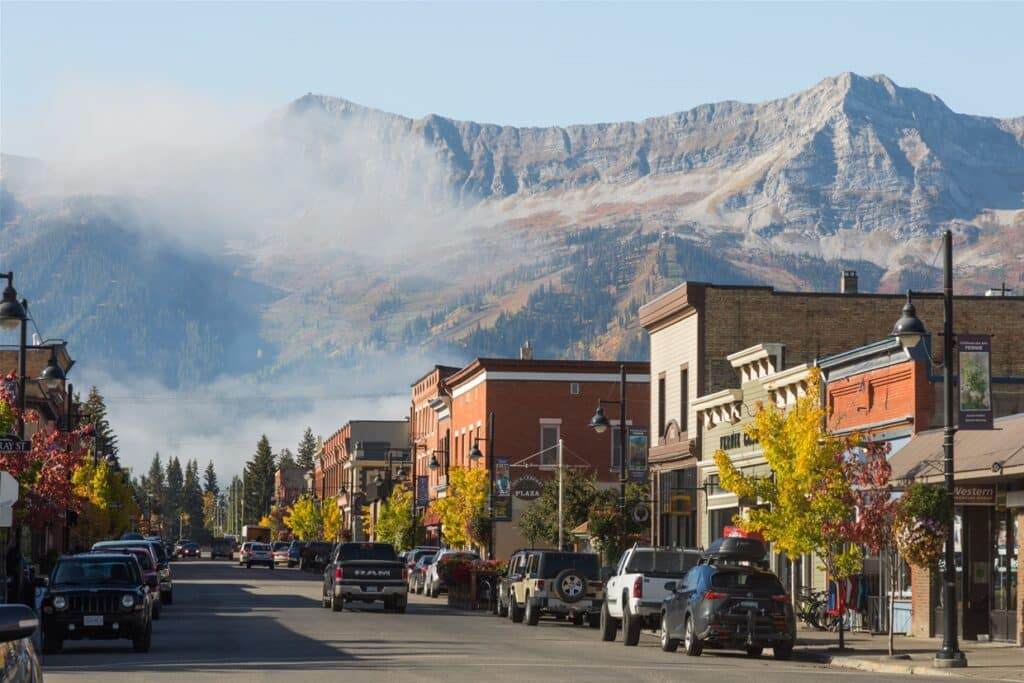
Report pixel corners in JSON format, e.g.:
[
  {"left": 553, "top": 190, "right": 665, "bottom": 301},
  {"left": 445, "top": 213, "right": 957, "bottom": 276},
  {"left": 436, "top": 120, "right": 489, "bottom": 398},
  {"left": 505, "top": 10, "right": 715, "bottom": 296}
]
[
  {"left": 121, "top": 594, "right": 136, "bottom": 608},
  {"left": 53, "top": 596, "right": 67, "bottom": 610}
]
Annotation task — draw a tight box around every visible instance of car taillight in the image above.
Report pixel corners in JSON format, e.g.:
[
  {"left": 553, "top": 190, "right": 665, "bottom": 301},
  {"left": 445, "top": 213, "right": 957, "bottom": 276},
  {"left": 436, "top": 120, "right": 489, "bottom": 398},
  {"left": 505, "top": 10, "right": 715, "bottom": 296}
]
[
  {"left": 632, "top": 576, "right": 643, "bottom": 599},
  {"left": 335, "top": 567, "right": 343, "bottom": 580},
  {"left": 402, "top": 568, "right": 409, "bottom": 581},
  {"left": 537, "top": 580, "right": 545, "bottom": 591},
  {"left": 771, "top": 594, "right": 789, "bottom": 602},
  {"left": 704, "top": 591, "right": 728, "bottom": 600}
]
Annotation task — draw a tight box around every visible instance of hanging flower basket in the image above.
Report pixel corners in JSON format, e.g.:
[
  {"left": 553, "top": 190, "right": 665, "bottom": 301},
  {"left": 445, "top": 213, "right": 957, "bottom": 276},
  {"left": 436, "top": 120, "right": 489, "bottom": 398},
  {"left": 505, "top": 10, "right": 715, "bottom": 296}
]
[{"left": 894, "top": 483, "right": 951, "bottom": 568}]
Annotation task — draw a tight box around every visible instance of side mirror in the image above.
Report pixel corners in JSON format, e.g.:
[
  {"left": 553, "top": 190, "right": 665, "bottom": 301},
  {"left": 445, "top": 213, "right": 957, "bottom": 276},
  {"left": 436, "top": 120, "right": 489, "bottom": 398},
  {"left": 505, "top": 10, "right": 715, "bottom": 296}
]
[
  {"left": 34, "top": 576, "right": 49, "bottom": 588},
  {"left": 0, "top": 604, "right": 37, "bottom": 643},
  {"left": 664, "top": 581, "right": 677, "bottom": 592}
]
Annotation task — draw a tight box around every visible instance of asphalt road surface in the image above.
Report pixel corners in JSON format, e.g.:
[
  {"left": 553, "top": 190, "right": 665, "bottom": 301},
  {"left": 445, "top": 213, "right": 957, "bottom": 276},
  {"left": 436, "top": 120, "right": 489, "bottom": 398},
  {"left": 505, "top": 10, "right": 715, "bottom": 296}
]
[{"left": 42, "top": 560, "right": 942, "bottom": 682}]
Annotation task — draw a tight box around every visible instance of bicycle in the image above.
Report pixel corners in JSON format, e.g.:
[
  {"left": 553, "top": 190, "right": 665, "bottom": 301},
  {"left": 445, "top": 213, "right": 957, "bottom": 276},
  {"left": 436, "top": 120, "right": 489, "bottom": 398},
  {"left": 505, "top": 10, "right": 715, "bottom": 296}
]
[{"left": 795, "top": 588, "right": 840, "bottom": 631}]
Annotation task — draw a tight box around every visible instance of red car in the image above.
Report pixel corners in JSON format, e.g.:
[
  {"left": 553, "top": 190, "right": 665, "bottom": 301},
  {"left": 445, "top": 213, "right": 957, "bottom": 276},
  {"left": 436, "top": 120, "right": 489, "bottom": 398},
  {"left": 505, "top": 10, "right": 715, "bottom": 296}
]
[{"left": 93, "top": 546, "right": 162, "bottom": 619}]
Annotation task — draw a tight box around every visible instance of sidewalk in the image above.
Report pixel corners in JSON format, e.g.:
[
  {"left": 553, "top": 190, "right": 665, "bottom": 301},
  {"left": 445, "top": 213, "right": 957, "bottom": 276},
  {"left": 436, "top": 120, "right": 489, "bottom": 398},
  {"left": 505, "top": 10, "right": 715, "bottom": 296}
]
[{"left": 794, "top": 627, "right": 1024, "bottom": 680}]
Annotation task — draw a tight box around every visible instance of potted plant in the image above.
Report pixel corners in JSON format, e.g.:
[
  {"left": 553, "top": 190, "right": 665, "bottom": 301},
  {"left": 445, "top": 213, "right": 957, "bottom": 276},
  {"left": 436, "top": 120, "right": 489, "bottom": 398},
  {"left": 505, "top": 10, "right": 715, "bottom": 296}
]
[{"left": 895, "top": 483, "right": 952, "bottom": 567}]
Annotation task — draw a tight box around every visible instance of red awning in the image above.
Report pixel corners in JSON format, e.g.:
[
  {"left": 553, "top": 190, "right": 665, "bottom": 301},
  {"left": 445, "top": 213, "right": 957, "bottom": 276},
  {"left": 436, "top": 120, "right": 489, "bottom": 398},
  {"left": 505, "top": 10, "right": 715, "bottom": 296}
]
[{"left": 422, "top": 509, "right": 441, "bottom": 527}]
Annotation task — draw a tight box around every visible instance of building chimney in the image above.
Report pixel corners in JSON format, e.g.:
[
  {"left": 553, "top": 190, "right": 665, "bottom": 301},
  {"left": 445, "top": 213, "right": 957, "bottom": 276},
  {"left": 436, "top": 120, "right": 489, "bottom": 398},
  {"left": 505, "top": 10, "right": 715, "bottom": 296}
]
[
  {"left": 519, "top": 340, "right": 533, "bottom": 360},
  {"left": 841, "top": 270, "right": 858, "bottom": 294}
]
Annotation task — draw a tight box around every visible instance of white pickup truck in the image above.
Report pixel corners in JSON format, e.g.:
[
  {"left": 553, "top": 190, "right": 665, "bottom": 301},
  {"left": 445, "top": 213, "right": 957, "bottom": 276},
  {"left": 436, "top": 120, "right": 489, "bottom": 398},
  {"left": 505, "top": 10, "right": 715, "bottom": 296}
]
[{"left": 600, "top": 545, "right": 701, "bottom": 645}]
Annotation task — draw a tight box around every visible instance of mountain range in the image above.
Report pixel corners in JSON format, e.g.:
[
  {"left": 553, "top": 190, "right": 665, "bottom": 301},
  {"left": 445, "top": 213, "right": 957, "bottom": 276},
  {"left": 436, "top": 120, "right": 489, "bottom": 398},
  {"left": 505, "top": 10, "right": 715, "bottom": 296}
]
[{"left": 2, "top": 72, "right": 1022, "bottom": 388}]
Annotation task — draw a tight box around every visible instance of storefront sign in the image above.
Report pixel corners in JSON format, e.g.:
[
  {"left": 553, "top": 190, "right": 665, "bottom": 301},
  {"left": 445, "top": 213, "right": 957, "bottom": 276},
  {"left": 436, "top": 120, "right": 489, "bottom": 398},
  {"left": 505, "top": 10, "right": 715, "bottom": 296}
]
[
  {"left": 493, "top": 458, "right": 511, "bottom": 520},
  {"left": 719, "top": 432, "right": 759, "bottom": 451},
  {"left": 1006, "top": 490, "right": 1024, "bottom": 508},
  {"left": 512, "top": 476, "right": 542, "bottom": 500},
  {"left": 954, "top": 485, "right": 995, "bottom": 506},
  {"left": 958, "top": 335, "right": 993, "bottom": 430}
]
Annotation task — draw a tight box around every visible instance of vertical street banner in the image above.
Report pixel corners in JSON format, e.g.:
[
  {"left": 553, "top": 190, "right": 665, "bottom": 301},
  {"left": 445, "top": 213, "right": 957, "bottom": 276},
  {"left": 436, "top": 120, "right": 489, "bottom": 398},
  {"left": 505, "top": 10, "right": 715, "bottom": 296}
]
[
  {"left": 628, "top": 430, "right": 648, "bottom": 481},
  {"left": 493, "top": 457, "right": 511, "bottom": 520},
  {"left": 958, "top": 334, "right": 993, "bottom": 430},
  {"left": 416, "top": 476, "right": 429, "bottom": 507}
]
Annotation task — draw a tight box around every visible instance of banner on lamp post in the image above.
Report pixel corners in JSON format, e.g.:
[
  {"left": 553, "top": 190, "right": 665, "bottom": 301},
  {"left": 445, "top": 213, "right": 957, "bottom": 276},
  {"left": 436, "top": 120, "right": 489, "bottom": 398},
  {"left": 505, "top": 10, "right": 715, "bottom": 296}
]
[
  {"left": 493, "top": 458, "right": 511, "bottom": 520},
  {"left": 958, "top": 334, "right": 993, "bottom": 430}
]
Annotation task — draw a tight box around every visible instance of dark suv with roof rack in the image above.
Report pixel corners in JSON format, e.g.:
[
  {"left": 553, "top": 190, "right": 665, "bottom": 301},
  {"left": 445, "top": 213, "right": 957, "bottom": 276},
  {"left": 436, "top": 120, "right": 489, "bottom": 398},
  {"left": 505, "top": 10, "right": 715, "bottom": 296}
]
[{"left": 659, "top": 537, "right": 795, "bottom": 659}]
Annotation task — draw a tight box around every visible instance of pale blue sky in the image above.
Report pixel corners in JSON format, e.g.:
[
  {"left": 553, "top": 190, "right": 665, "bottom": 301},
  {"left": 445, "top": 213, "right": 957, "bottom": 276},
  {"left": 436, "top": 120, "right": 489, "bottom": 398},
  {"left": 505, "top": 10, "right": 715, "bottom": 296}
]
[{"left": 3, "top": 1, "right": 1023, "bottom": 158}]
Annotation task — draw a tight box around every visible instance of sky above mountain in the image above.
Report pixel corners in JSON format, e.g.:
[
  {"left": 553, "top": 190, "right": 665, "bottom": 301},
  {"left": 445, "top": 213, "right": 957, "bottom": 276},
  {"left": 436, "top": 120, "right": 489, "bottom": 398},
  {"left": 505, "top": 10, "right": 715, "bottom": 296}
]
[{"left": 3, "top": 2, "right": 1024, "bottom": 159}]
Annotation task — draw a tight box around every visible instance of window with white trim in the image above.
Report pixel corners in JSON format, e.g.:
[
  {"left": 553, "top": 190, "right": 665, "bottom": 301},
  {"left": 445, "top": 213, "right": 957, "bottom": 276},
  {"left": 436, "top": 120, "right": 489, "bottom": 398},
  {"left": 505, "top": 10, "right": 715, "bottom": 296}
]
[
  {"left": 540, "top": 424, "right": 560, "bottom": 466},
  {"left": 569, "top": 382, "right": 581, "bottom": 396}
]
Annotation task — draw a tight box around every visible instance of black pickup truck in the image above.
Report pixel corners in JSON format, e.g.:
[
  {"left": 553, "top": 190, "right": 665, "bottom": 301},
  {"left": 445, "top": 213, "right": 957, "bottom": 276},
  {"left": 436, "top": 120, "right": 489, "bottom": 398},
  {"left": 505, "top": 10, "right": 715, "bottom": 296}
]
[{"left": 321, "top": 542, "right": 408, "bottom": 613}]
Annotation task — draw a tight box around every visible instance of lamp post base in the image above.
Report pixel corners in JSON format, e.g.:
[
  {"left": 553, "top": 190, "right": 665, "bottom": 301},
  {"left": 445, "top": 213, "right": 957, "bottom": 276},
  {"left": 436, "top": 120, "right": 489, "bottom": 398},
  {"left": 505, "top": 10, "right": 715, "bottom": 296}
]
[{"left": 933, "top": 651, "right": 968, "bottom": 669}]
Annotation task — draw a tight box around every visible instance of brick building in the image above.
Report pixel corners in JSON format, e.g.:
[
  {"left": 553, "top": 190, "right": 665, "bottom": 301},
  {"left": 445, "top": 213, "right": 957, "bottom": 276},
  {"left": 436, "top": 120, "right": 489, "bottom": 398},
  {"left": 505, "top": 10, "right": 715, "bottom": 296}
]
[
  {"left": 410, "top": 365, "right": 460, "bottom": 543},
  {"left": 639, "top": 278, "right": 1024, "bottom": 548},
  {"left": 437, "top": 357, "right": 649, "bottom": 558},
  {"left": 273, "top": 465, "right": 307, "bottom": 508}
]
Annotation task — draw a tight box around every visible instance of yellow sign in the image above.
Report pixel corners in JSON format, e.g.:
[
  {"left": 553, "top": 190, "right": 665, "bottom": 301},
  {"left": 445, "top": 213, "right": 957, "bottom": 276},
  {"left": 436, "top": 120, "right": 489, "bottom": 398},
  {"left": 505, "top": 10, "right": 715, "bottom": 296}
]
[{"left": 669, "top": 494, "right": 692, "bottom": 516}]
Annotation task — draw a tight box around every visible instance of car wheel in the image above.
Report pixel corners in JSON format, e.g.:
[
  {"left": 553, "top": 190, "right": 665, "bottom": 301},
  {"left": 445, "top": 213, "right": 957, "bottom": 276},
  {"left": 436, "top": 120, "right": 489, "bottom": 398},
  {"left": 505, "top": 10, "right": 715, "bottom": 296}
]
[
  {"left": 268, "top": 563, "right": 274, "bottom": 570},
  {"left": 394, "top": 598, "right": 407, "bottom": 614},
  {"left": 683, "top": 616, "right": 702, "bottom": 657},
  {"left": 623, "top": 602, "right": 641, "bottom": 646},
  {"left": 600, "top": 601, "right": 617, "bottom": 642},
  {"left": 133, "top": 621, "right": 152, "bottom": 653},
  {"left": 525, "top": 596, "right": 540, "bottom": 626},
  {"left": 660, "top": 613, "right": 679, "bottom": 652},
  {"left": 246, "top": 563, "right": 252, "bottom": 569},
  {"left": 42, "top": 632, "right": 63, "bottom": 655},
  {"left": 773, "top": 643, "right": 794, "bottom": 661},
  {"left": 746, "top": 646, "right": 763, "bottom": 657},
  {"left": 587, "top": 612, "right": 600, "bottom": 628},
  {"left": 510, "top": 596, "right": 524, "bottom": 623},
  {"left": 162, "top": 589, "right": 173, "bottom": 605},
  {"left": 331, "top": 592, "right": 343, "bottom": 612},
  {"left": 322, "top": 589, "right": 330, "bottom": 609},
  {"left": 497, "top": 597, "right": 508, "bottom": 618}
]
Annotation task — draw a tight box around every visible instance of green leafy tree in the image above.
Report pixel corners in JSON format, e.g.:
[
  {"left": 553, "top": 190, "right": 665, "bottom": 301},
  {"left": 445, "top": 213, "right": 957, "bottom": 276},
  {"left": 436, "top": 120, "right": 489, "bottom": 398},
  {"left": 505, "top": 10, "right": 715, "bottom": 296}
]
[
  {"left": 374, "top": 484, "right": 413, "bottom": 550},
  {"left": 277, "top": 448, "right": 297, "bottom": 470},
  {"left": 296, "top": 427, "right": 317, "bottom": 471},
  {"left": 587, "top": 482, "right": 648, "bottom": 565},
  {"left": 244, "top": 435, "right": 276, "bottom": 523}
]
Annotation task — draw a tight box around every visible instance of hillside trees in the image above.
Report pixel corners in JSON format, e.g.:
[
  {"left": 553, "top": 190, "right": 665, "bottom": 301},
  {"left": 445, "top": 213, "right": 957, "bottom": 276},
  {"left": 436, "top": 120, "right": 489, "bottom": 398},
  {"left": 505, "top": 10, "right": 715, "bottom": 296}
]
[{"left": 183, "top": 459, "right": 205, "bottom": 540}]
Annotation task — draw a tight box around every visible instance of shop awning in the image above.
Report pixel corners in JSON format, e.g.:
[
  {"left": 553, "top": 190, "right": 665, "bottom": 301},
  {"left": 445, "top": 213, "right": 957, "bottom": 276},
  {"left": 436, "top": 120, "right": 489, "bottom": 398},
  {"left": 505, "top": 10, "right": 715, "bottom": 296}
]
[
  {"left": 422, "top": 509, "right": 441, "bottom": 527},
  {"left": 890, "top": 412, "right": 1024, "bottom": 483}
]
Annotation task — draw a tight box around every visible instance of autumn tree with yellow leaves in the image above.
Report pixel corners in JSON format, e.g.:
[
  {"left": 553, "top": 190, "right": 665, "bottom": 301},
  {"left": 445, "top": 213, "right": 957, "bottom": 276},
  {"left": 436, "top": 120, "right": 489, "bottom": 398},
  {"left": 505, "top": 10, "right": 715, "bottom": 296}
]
[
  {"left": 433, "top": 466, "right": 489, "bottom": 551},
  {"left": 284, "top": 495, "right": 321, "bottom": 540},
  {"left": 70, "top": 457, "right": 140, "bottom": 547}
]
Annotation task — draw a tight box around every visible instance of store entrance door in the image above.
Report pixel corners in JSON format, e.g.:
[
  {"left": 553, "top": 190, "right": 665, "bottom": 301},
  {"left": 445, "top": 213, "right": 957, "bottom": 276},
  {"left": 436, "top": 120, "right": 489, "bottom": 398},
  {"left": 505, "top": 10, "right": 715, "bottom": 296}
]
[{"left": 989, "top": 509, "right": 1018, "bottom": 642}]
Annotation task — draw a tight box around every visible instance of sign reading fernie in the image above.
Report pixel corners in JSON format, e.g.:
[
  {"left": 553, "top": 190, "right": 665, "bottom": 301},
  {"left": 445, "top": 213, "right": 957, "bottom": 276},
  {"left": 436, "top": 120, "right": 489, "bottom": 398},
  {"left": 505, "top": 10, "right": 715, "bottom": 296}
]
[
  {"left": 512, "top": 476, "right": 542, "bottom": 500},
  {"left": 0, "top": 435, "right": 31, "bottom": 453},
  {"left": 954, "top": 485, "right": 995, "bottom": 506},
  {"left": 958, "top": 334, "right": 993, "bottom": 430}
]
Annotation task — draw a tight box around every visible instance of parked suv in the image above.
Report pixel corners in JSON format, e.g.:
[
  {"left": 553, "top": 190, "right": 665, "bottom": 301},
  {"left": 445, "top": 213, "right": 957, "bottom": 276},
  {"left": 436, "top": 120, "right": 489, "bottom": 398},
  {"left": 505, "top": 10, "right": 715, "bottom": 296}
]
[
  {"left": 245, "top": 543, "right": 274, "bottom": 569},
  {"left": 510, "top": 551, "right": 603, "bottom": 627},
  {"left": 497, "top": 549, "right": 531, "bottom": 618},
  {"left": 660, "top": 537, "right": 795, "bottom": 659}
]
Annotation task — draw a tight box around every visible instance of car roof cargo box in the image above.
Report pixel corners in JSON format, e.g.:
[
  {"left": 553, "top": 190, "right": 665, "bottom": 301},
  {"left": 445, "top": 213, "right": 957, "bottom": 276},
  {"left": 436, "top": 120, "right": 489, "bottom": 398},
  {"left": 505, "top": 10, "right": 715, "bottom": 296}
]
[{"left": 700, "top": 537, "right": 769, "bottom": 567}]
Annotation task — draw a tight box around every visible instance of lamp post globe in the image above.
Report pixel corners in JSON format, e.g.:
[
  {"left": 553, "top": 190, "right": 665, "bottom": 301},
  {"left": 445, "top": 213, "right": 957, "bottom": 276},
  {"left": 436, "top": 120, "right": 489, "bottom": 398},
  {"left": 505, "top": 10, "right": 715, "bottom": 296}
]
[
  {"left": 0, "top": 274, "right": 27, "bottom": 331},
  {"left": 395, "top": 465, "right": 407, "bottom": 481},
  {"left": 39, "top": 349, "right": 66, "bottom": 390},
  {"left": 373, "top": 472, "right": 384, "bottom": 488},
  {"left": 589, "top": 405, "right": 611, "bottom": 434},
  {"left": 468, "top": 443, "right": 483, "bottom": 461},
  {"left": 427, "top": 455, "right": 439, "bottom": 470},
  {"left": 891, "top": 290, "right": 929, "bottom": 350}
]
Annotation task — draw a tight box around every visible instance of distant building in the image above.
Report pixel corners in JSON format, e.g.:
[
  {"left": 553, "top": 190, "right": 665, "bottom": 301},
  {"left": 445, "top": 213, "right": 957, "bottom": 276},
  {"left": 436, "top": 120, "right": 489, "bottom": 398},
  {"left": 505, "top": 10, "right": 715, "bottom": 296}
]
[{"left": 273, "top": 465, "right": 306, "bottom": 508}]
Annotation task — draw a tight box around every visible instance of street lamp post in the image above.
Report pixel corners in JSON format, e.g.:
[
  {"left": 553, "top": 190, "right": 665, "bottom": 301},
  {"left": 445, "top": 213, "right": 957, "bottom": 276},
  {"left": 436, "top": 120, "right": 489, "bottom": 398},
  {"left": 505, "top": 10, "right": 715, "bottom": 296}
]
[
  {"left": 427, "top": 447, "right": 449, "bottom": 546},
  {"left": 468, "top": 411, "right": 496, "bottom": 559},
  {"left": 589, "top": 364, "right": 629, "bottom": 517},
  {"left": 1, "top": 273, "right": 29, "bottom": 439},
  {"left": 891, "top": 229, "right": 967, "bottom": 669}
]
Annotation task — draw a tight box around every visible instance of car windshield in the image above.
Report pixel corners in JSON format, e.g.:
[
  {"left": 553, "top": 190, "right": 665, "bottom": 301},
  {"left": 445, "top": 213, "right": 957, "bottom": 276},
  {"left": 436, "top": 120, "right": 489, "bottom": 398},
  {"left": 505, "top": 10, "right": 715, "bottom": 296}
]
[
  {"left": 541, "top": 553, "right": 599, "bottom": 579},
  {"left": 124, "top": 551, "right": 153, "bottom": 570},
  {"left": 625, "top": 550, "right": 696, "bottom": 575},
  {"left": 272, "top": 542, "right": 289, "bottom": 551},
  {"left": 710, "top": 571, "right": 785, "bottom": 593},
  {"left": 336, "top": 543, "right": 398, "bottom": 562},
  {"left": 54, "top": 558, "right": 139, "bottom": 586}
]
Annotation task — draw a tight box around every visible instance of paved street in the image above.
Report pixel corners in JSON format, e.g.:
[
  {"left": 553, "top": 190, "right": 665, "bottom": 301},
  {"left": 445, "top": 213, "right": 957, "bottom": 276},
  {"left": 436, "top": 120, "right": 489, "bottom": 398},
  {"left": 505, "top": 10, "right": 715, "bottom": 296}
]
[{"left": 40, "top": 560, "right": 949, "bottom": 682}]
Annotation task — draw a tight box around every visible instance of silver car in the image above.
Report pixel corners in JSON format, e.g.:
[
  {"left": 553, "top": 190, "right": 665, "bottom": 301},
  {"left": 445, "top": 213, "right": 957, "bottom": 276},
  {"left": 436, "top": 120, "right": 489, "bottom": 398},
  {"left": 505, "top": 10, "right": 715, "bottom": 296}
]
[
  {"left": 408, "top": 554, "right": 435, "bottom": 594},
  {"left": 424, "top": 549, "right": 478, "bottom": 598},
  {"left": 245, "top": 542, "right": 274, "bottom": 569}
]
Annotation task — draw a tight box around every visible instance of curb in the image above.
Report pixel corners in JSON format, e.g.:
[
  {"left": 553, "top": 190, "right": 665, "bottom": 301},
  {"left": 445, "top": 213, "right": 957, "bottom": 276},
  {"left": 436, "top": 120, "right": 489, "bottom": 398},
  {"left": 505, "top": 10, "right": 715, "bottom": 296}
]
[{"left": 795, "top": 651, "right": 959, "bottom": 677}]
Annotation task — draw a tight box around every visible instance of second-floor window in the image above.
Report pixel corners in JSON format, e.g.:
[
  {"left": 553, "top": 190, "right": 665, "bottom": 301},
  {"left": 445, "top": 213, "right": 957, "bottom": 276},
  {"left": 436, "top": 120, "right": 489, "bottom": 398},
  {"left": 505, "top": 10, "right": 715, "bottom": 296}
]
[
  {"left": 658, "top": 374, "right": 666, "bottom": 440},
  {"left": 680, "top": 367, "right": 689, "bottom": 433},
  {"left": 540, "top": 424, "right": 559, "bottom": 466}
]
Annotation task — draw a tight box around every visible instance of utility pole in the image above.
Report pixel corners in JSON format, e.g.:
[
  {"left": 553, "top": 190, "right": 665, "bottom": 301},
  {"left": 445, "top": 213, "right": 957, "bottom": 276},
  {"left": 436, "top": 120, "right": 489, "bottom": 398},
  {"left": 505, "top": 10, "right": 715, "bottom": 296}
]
[{"left": 557, "top": 438, "right": 564, "bottom": 550}]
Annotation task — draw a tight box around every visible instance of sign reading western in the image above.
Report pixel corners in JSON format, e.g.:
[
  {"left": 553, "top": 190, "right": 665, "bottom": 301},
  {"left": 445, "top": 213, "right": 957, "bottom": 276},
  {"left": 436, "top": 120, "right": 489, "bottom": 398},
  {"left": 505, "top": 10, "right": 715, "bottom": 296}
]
[
  {"left": 512, "top": 476, "right": 542, "bottom": 500},
  {"left": 958, "top": 334, "right": 993, "bottom": 430},
  {"left": 954, "top": 485, "right": 995, "bottom": 506}
]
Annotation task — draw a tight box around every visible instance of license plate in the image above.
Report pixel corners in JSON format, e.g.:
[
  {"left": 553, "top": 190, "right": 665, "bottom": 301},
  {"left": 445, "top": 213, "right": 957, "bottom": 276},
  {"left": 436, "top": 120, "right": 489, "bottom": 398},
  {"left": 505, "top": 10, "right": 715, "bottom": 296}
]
[
  {"left": 740, "top": 601, "right": 759, "bottom": 608},
  {"left": 365, "top": 586, "right": 378, "bottom": 592},
  {"left": 84, "top": 615, "right": 103, "bottom": 626}
]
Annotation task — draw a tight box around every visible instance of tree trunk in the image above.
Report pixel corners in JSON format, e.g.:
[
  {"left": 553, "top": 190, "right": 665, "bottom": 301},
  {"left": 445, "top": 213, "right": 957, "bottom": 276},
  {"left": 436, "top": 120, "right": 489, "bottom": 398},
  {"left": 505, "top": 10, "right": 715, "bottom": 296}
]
[{"left": 887, "top": 546, "right": 897, "bottom": 656}]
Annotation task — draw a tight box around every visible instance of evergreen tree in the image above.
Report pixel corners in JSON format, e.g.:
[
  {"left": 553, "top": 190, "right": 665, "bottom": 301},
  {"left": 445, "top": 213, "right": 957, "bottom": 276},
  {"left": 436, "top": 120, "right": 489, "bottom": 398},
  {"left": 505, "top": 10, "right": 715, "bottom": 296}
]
[
  {"left": 277, "top": 448, "right": 297, "bottom": 470},
  {"left": 183, "top": 459, "right": 205, "bottom": 540},
  {"left": 165, "top": 456, "right": 184, "bottom": 538},
  {"left": 203, "top": 460, "right": 219, "bottom": 495},
  {"left": 296, "top": 427, "right": 317, "bottom": 471},
  {"left": 244, "top": 435, "right": 275, "bottom": 523},
  {"left": 79, "top": 386, "right": 118, "bottom": 460},
  {"left": 144, "top": 453, "right": 166, "bottom": 535}
]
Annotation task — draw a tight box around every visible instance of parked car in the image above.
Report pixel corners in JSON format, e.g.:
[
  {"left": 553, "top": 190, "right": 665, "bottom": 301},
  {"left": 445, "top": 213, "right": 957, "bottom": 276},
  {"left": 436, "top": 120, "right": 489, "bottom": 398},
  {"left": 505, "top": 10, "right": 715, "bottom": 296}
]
[
  {"left": 321, "top": 542, "right": 407, "bottom": 612},
  {"left": 0, "top": 603, "right": 42, "bottom": 682},
  {"left": 245, "top": 542, "right": 274, "bottom": 569},
  {"left": 287, "top": 540, "right": 307, "bottom": 568},
  {"left": 509, "top": 550, "right": 603, "bottom": 627},
  {"left": 210, "top": 537, "right": 235, "bottom": 560},
  {"left": 271, "top": 541, "right": 291, "bottom": 565},
  {"left": 496, "top": 549, "right": 531, "bottom": 618},
  {"left": 659, "top": 537, "right": 795, "bottom": 659},
  {"left": 408, "top": 554, "right": 435, "bottom": 594},
  {"left": 93, "top": 539, "right": 173, "bottom": 605},
  {"left": 299, "top": 542, "right": 334, "bottom": 573},
  {"left": 93, "top": 547, "right": 162, "bottom": 619},
  {"left": 119, "top": 531, "right": 144, "bottom": 541},
  {"left": 423, "top": 549, "right": 479, "bottom": 598},
  {"left": 40, "top": 553, "right": 154, "bottom": 654},
  {"left": 602, "top": 545, "right": 701, "bottom": 645}
]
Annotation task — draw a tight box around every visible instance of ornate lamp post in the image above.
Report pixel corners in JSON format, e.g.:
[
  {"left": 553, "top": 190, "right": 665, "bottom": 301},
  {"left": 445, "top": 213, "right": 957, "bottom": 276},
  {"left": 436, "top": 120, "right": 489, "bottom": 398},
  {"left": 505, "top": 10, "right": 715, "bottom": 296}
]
[
  {"left": 891, "top": 229, "right": 967, "bottom": 668},
  {"left": 468, "top": 411, "right": 496, "bottom": 559},
  {"left": 589, "top": 364, "right": 629, "bottom": 516}
]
